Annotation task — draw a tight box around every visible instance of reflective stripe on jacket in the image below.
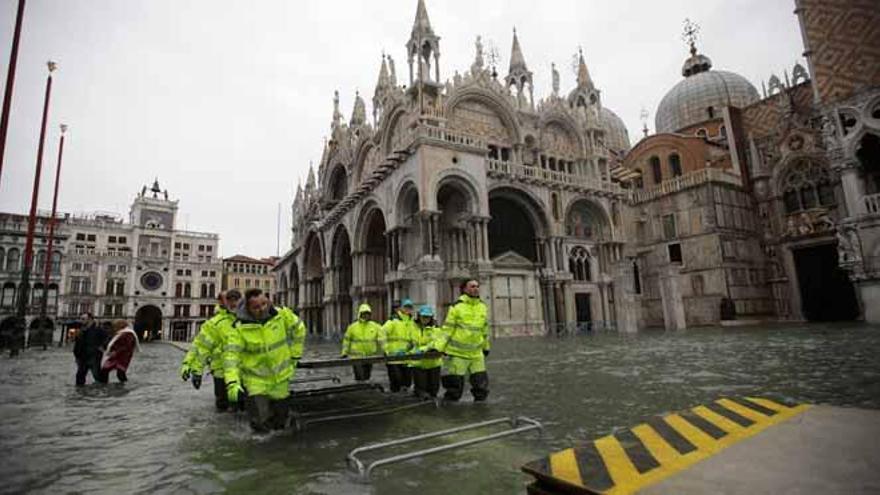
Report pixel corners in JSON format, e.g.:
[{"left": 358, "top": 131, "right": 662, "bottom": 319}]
[
  {"left": 440, "top": 294, "right": 490, "bottom": 359},
  {"left": 223, "top": 306, "right": 306, "bottom": 399},
  {"left": 182, "top": 306, "right": 235, "bottom": 377}
]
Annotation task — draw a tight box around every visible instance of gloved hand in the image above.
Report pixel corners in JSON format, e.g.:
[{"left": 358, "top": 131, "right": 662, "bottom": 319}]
[
  {"left": 191, "top": 374, "right": 202, "bottom": 390},
  {"left": 227, "top": 381, "right": 244, "bottom": 402},
  {"left": 341, "top": 354, "right": 348, "bottom": 359},
  {"left": 482, "top": 350, "right": 490, "bottom": 357},
  {"left": 180, "top": 364, "right": 191, "bottom": 382}
]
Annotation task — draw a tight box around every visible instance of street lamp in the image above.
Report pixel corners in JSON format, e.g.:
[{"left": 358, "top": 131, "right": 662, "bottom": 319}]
[
  {"left": 0, "top": 0, "right": 27, "bottom": 187},
  {"left": 41, "top": 124, "right": 67, "bottom": 345},
  {"left": 11, "top": 60, "right": 56, "bottom": 356}
]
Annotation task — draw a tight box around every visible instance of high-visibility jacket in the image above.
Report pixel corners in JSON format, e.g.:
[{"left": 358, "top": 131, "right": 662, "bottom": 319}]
[
  {"left": 411, "top": 322, "right": 444, "bottom": 369},
  {"left": 342, "top": 304, "right": 382, "bottom": 357},
  {"left": 223, "top": 306, "right": 306, "bottom": 399},
  {"left": 440, "top": 294, "right": 490, "bottom": 359},
  {"left": 182, "top": 306, "right": 235, "bottom": 378},
  {"left": 380, "top": 311, "right": 417, "bottom": 361}
]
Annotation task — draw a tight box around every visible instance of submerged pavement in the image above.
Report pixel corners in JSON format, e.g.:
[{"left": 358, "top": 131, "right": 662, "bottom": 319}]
[{"left": 1, "top": 323, "right": 879, "bottom": 494}]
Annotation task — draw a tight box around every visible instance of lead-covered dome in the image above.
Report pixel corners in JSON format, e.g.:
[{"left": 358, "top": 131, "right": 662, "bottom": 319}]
[
  {"left": 655, "top": 50, "right": 759, "bottom": 134},
  {"left": 600, "top": 106, "right": 631, "bottom": 153}
]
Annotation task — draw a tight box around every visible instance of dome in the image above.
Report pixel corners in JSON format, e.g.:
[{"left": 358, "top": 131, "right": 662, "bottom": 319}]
[
  {"left": 655, "top": 51, "right": 759, "bottom": 134},
  {"left": 600, "top": 107, "right": 631, "bottom": 153}
]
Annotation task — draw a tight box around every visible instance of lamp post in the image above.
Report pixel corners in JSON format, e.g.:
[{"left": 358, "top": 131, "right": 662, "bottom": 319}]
[
  {"left": 41, "top": 124, "right": 66, "bottom": 328},
  {"left": 0, "top": 0, "right": 26, "bottom": 187},
  {"left": 11, "top": 61, "right": 56, "bottom": 356}
]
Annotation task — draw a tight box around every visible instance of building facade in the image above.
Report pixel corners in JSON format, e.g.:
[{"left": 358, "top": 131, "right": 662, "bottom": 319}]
[
  {"left": 275, "top": 0, "right": 633, "bottom": 338},
  {"left": 222, "top": 255, "right": 276, "bottom": 296},
  {"left": 0, "top": 180, "right": 223, "bottom": 343},
  {"left": 272, "top": 0, "right": 880, "bottom": 334}
]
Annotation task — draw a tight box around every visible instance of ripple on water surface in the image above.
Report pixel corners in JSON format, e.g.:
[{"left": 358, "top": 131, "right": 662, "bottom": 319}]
[{"left": 0, "top": 323, "right": 878, "bottom": 494}]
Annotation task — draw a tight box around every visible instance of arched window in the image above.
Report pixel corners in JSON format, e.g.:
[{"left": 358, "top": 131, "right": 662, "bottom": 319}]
[
  {"left": 780, "top": 160, "right": 836, "bottom": 214},
  {"left": 35, "top": 250, "right": 46, "bottom": 273},
  {"left": 200, "top": 283, "right": 208, "bottom": 298},
  {"left": 669, "top": 153, "right": 682, "bottom": 177},
  {"left": 0, "top": 248, "right": 5, "bottom": 271},
  {"left": 51, "top": 252, "right": 61, "bottom": 274},
  {"left": 696, "top": 128, "right": 708, "bottom": 139},
  {"left": 209, "top": 283, "right": 216, "bottom": 296},
  {"left": 47, "top": 283, "right": 58, "bottom": 307},
  {"left": 6, "top": 248, "right": 20, "bottom": 272},
  {"left": 1, "top": 282, "right": 15, "bottom": 308},
  {"left": 115, "top": 280, "right": 125, "bottom": 296},
  {"left": 568, "top": 246, "right": 592, "bottom": 282},
  {"left": 175, "top": 282, "right": 183, "bottom": 298},
  {"left": 106, "top": 279, "right": 115, "bottom": 295},
  {"left": 184, "top": 282, "right": 192, "bottom": 298},
  {"left": 650, "top": 156, "right": 662, "bottom": 184}
]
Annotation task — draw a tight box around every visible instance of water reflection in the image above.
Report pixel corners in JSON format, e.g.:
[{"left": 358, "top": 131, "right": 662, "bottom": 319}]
[{"left": 0, "top": 323, "right": 878, "bottom": 494}]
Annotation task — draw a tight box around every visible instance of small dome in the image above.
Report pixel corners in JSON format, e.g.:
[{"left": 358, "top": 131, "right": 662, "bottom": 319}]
[
  {"left": 655, "top": 51, "right": 760, "bottom": 133},
  {"left": 600, "top": 107, "right": 630, "bottom": 153}
]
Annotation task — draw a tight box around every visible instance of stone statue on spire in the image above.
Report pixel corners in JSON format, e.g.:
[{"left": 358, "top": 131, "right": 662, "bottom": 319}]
[
  {"left": 552, "top": 62, "right": 560, "bottom": 96},
  {"left": 472, "top": 35, "right": 484, "bottom": 74}
]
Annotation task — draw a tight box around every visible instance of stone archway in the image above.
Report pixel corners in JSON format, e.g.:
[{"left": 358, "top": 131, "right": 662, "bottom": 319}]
[
  {"left": 395, "top": 181, "right": 422, "bottom": 267},
  {"left": 437, "top": 181, "right": 475, "bottom": 271},
  {"left": 330, "top": 226, "right": 354, "bottom": 335},
  {"left": 134, "top": 305, "right": 162, "bottom": 341},
  {"left": 358, "top": 208, "right": 389, "bottom": 322},
  {"left": 302, "top": 233, "right": 324, "bottom": 336}
]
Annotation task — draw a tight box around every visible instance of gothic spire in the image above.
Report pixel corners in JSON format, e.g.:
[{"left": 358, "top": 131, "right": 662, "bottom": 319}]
[
  {"left": 412, "top": 0, "right": 433, "bottom": 38},
  {"left": 508, "top": 28, "right": 527, "bottom": 73},
  {"left": 351, "top": 90, "right": 367, "bottom": 127},
  {"left": 576, "top": 47, "right": 593, "bottom": 89},
  {"left": 331, "top": 90, "right": 343, "bottom": 129},
  {"left": 406, "top": 0, "right": 441, "bottom": 85},
  {"left": 376, "top": 54, "right": 390, "bottom": 91}
]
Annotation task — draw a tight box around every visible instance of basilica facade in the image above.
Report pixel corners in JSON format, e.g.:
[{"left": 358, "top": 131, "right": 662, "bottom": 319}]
[{"left": 273, "top": 0, "right": 880, "bottom": 336}]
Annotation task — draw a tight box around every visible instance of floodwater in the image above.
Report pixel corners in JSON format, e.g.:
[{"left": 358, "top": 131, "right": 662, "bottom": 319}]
[{"left": 1, "top": 322, "right": 879, "bottom": 495}]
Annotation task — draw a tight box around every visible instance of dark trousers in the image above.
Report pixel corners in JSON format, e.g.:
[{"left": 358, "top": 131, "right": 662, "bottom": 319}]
[
  {"left": 386, "top": 364, "right": 412, "bottom": 392},
  {"left": 98, "top": 368, "right": 128, "bottom": 384},
  {"left": 246, "top": 395, "right": 290, "bottom": 433},
  {"left": 412, "top": 367, "right": 441, "bottom": 399},
  {"left": 213, "top": 377, "right": 230, "bottom": 411},
  {"left": 352, "top": 363, "right": 372, "bottom": 381},
  {"left": 442, "top": 371, "right": 489, "bottom": 402},
  {"left": 75, "top": 356, "right": 103, "bottom": 386}
]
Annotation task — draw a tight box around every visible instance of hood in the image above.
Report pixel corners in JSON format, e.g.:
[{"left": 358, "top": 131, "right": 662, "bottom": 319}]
[{"left": 236, "top": 304, "right": 278, "bottom": 324}]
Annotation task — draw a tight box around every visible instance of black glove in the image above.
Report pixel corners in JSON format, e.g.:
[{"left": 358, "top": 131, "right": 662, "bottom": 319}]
[
  {"left": 482, "top": 350, "right": 490, "bottom": 357},
  {"left": 341, "top": 354, "right": 348, "bottom": 359},
  {"left": 191, "top": 374, "right": 202, "bottom": 390}
]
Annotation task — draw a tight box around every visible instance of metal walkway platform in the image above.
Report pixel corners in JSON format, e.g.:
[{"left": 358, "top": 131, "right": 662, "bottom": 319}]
[{"left": 522, "top": 397, "right": 872, "bottom": 494}]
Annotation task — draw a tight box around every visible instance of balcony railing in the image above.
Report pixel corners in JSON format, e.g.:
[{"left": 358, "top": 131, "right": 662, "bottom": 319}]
[
  {"left": 864, "top": 193, "right": 880, "bottom": 215},
  {"left": 631, "top": 168, "right": 743, "bottom": 203},
  {"left": 486, "top": 158, "right": 625, "bottom": 195}
]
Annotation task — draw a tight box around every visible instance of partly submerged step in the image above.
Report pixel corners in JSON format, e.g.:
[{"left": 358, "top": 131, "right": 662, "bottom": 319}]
[{"left": 523, "top": 397, "right": 823, "bottom": 494}]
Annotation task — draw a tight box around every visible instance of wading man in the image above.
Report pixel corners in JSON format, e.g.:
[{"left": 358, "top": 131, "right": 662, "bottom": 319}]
[
  {"left": 180, "top": 290, "right": 241, "bottom": 411},
  {"left": 224, "top": 289, "right": 306, "bottom": 432},
  {"left": 440, "top": 279, "right": 490, "bottom": 402}
]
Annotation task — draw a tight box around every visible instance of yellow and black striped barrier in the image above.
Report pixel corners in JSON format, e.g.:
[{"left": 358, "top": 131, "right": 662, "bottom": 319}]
[{"left": 522, "top": 397, "right": 810, "bottom": 495}]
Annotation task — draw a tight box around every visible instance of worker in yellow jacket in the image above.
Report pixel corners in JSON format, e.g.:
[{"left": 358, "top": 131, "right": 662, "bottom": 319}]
[
  {"left": 439, "top": 279, "right": 490, "bottom": 402},
  {"left": 380, "top": 298, "right": 417, "bottom": 392},
  {"left": 341, "top": 303, "right": 383, "bottom": 381},
  {"left": 411, "top": 305, "right": 444, "bottom": 399},
  {"left": 223, "top": 289, "right": 306, "bottom": 432},
  {"left": 180, "top": 289, "right": 241, "bottom": 411}
]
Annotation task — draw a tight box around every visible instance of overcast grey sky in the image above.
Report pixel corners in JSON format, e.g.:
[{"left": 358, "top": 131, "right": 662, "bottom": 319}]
[{"left": 0, "top": 0, "right": 804, "bottom": 257}]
